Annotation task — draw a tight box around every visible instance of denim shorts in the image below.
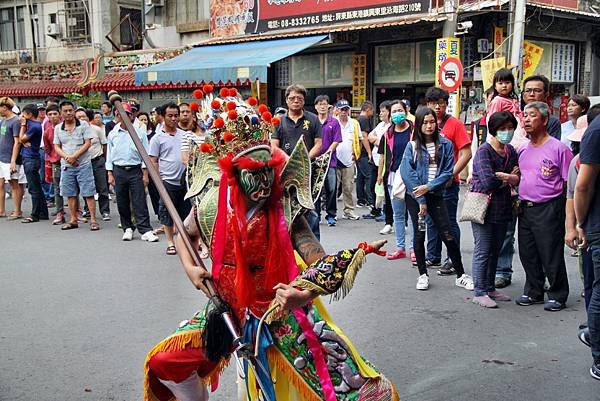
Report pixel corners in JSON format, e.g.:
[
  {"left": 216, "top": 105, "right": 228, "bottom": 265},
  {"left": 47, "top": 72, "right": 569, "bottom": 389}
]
[{"left": 60, "top": 162, "right": 96, "bottom": 198}]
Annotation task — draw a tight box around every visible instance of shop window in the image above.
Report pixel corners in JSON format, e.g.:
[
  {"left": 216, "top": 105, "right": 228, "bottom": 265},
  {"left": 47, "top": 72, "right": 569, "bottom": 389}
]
[
  {"left": 64, "top": 0, "right": 90, "bottom": 44},
  {"left": 374, "top": 43, "right": 415, "bottom": 84},
  {"left": 0, "top": 8, "right": 16, "bottom": 50},
  {"left": 324, "top": 52, "right": 353, "bottom": 87},
  {"left": 291, "top": 54, "right": 324, "bottom": 88},
  {"left": 416, "top": 41, "right": 435, "bottom": 82},
  {"left": 528, "top": 40, "right": 553, "bottom": 80}
]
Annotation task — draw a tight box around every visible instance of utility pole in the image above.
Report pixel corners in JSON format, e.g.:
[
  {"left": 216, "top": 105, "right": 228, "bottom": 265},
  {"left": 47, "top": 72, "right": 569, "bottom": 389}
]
[
  {"left": 442, "top": 0, "right": 458, "bottom": 38},
  {"left": 510, "top": 0, "right": 526, "bottom": 76}
]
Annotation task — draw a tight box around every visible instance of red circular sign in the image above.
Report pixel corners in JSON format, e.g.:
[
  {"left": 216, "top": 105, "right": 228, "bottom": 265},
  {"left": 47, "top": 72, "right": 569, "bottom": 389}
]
[{"left": 438, "top": 57, "right": 464, "bottom": 93}]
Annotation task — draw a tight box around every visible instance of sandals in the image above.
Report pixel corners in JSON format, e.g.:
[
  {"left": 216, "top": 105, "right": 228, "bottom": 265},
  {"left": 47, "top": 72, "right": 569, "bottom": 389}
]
[
  {"left": 90, "top": 222, "right": 100, "bottom": 231},
  {"left": 7, "top": 213, "right": 23, "bottom": 221},
  {"left": 61, "top": 222, "right": 79, "bottom": 230},
  {"left": 166, "top": 245, "right": 177, "bottom": 255},
  {"left": 21, "top": 217, "right": 39, "bottom": 223}
]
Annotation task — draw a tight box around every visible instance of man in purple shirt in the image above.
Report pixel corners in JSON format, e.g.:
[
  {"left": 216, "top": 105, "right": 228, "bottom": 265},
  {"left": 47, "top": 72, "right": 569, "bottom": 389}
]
[
  {"left": 516, "top": 101, "right": 574, "bottom": 311},
  {"left": 315, "top": 95, "right": 341, "bottom": 228}
]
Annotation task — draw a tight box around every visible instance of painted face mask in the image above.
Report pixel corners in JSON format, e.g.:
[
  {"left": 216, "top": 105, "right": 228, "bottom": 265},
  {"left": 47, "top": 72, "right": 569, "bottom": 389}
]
[
  {"left": 391, "top": 111, "right": 406, "bottom": 125},
  {"left": 236, "top": 150, "right": 275, "bottom": 202},
  {"left": 496, "top": 129, "right": 515, "bottom": 144}
]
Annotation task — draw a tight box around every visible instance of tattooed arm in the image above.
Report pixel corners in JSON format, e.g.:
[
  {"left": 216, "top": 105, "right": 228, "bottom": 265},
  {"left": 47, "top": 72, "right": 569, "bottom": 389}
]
[
  {"left": 291, "top": 215, "right": 326, "bottom": 265},
  {"left": 176, "top": 209, "right": 212, "bottom": 297}
]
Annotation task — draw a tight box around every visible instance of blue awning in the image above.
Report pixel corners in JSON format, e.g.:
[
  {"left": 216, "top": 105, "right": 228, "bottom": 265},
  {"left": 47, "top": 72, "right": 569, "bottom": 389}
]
[{"left": 135, "top": 35, "right": 328, "bottom": 86}]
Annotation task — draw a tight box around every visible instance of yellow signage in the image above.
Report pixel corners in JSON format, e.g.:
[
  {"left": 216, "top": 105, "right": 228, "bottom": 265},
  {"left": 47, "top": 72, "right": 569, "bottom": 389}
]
[
  {"left": 352, "top": 54, "right": 367, "bottom": 108},
  {"left": 522, "top": 40, "right": 544, "bottom": 81},
  {"left": 481, "top": 57, "right": 506, "bottom": 92},
  {"left": 493, "top": 26, "right": 504, "bottom": 59}
]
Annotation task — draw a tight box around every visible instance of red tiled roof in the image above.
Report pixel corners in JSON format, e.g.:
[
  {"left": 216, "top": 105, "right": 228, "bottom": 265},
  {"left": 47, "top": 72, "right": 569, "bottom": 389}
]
[
  {"left": 0, "top": 79, "right": 81, "bottom": 97},
  {"left": 90, "top": 72, "right": 252, "bottom": 91}
]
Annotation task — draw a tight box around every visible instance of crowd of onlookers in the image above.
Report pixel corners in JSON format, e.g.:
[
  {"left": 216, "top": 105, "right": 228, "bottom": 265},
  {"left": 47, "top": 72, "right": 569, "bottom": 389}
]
[{"left": 1, "top": 73, "right": 599, "bottom": 380}]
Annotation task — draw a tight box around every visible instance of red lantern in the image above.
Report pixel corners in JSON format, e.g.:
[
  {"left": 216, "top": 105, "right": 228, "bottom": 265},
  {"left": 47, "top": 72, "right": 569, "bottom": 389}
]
[
  {"left": 228, "top": 88, "right": 238, "bottom": 97},
  {"left": 202, "top": 84, "right": 213, "bottom": 94},
  {"left": 192, "top": 89, "right": 204, "bottom": 99},
  {"left": 219, "top": 88, "right": 230, "bottom": 97},
  {"left": 247, "top": 97, "right": 258, "bottom": 106},
  {"left": 211, "top": 99, "right": 222, "bottom": 109}
]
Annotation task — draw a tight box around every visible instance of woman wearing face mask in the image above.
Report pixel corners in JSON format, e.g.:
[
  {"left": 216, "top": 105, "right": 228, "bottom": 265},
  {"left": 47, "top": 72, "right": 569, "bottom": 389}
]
[
  {"left": 400, "top": 107, "right": 473, "bottom": 291},
  {"left": 376, "top": 100, "right": 414, "bottom": 260},
  {"left": 469, "top": 111, "right": 520, "bottom": 307}
]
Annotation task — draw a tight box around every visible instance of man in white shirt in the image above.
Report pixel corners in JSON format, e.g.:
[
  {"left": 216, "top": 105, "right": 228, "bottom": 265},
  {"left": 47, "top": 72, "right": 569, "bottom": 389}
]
[{"left": 335, "top": 99, "right": 360, "bottom": 220}]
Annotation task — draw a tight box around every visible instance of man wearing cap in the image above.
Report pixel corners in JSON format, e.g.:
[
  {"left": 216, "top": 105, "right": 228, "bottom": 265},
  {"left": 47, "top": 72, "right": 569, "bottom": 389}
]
[
  {"left": 0, "top": 96, "right": 25, "bottom": 219},
  {"left": 271, "top": 84, "right": 322, "bottom": 159},
  {"left": 53, "top": 100, "right": 100, "bottom": 231},
  {"left": 336, "top": 98, "right": 361, "bottom": 220},
  {"left": 106, "top": 102, "right": 158, "bottom": 242}
]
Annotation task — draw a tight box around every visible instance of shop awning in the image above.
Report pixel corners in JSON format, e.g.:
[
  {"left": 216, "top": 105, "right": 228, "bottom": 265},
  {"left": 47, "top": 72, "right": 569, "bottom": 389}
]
[
  {"left": 135, "top": 35, "right": 328, "bottom": 86},
  {"left": 92, "top": 72, "right": 252, "bottom": 91}
]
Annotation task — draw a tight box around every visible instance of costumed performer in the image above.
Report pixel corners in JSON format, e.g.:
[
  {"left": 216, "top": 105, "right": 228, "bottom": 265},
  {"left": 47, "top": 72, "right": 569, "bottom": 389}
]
[{"left": 144, "top": 86, "right": 400, "bottom": 401}]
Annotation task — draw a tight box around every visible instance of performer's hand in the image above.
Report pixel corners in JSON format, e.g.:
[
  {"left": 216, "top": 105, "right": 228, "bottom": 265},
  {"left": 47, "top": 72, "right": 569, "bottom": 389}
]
[
  {"left": 190, "top": 266, "right": 212, "bottom": 297},
  {"left": 273, "top": 283, "right": 314, "bottom": 310}
]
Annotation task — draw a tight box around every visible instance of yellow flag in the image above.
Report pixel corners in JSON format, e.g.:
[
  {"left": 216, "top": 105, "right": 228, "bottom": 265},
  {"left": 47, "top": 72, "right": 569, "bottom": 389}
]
[
  {"left": 481, "top": 57, "right": 506, "bottom": 92},
  {"left": 177, "top": 94, "right": 181, "bottom": 106},
  {"left": 522, "top": 40, "right": 544, "bottom": 81}
]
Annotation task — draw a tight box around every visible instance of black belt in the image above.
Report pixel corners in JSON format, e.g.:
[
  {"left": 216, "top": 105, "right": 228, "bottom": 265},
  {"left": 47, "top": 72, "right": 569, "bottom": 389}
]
[
  {"left": 91, "top": 155, "right": 104, "bottom": 162},
  {"left": 114, "top": 164, "right": 141, "bottom": 171},
  {"left": 522, "top": 196, "right": 563, "bottom": 208}
]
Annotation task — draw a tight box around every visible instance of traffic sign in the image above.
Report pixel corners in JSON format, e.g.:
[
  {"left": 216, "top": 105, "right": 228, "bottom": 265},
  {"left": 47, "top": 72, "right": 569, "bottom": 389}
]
[{"left": 438, "top": 57, "right": 464, "bottom": 93}]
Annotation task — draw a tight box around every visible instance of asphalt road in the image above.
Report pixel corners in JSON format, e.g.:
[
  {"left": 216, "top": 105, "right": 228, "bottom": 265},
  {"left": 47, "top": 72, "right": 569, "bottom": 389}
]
[{"left": 1, "top": 196, "right": 598, "bottom": 401}]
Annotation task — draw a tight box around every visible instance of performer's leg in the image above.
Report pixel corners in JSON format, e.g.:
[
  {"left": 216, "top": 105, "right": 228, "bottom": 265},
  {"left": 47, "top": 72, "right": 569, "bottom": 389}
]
[
  {"left": 158, "top": 372, "right": 209, "bottom": 401},
  {"left": 148, "top": 347, "right": 218, "bottom": 401}
]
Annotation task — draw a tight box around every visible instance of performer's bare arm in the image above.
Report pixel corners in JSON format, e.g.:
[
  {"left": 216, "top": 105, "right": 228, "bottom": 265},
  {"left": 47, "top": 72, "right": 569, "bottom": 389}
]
[
  {"left": 176, "top": 210, "right": 212, "bottom": 297},
  {"left": 274, "top": 216, "right": 325, "bottom": 310}
]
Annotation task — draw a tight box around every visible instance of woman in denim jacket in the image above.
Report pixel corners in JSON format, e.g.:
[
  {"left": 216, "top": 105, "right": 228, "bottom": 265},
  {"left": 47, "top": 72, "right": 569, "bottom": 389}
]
[{"left": 400, "top": 107, "right": 473, "bottom": 291}]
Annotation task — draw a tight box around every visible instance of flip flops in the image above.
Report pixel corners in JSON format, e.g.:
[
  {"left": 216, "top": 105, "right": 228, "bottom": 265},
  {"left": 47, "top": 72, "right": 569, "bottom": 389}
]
[
  {"left": 61, "top": 222, "right": 79, "bottom": 230},
  {"left": 90, "top": 222, "right": 100, "bottom": 231},
  {"left": 21, "top": 217, "right": 39, "bottom": 223},
  {"left": 7, "top": 213, "right": 23, "bottom": 221},
  {"left": 166, "top": 245, "right": 177, "bottom": 255}
]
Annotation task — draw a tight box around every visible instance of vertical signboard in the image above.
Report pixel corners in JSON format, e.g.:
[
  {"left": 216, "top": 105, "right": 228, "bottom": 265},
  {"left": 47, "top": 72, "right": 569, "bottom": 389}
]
[
  {"left": 552, "top": 43, "right": 575, "bottom": 83},
  {"left": 522, "top": 40, "right": 544, "bottom": 81},
  {"left": 436, "top": 37, "right": 461, "bottom": 117},
  {"left": 493, "top": 26, "right": 504, "bottom": 59},
  {"left": 352, "top": 54, "right": 367, "bottom": 108}
]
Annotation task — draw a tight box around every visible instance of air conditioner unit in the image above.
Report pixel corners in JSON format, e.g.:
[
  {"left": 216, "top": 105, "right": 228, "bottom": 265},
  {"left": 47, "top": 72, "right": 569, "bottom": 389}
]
[
  {"left": 46, "top": 23, "right": 60, "bottom": 37},
  {"left": 146, "top": 0, "right": 165, "bottom": 6}
]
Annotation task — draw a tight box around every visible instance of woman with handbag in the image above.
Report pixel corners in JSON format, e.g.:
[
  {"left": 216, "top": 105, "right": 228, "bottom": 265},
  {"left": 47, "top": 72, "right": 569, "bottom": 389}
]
[
  {"left": 376, "top": 100, "right": 414, "bottom": 260},
  {"left": 468, "top": 111, "right": 520, "bottom": 308},
  {"left": 400, "top": 107, "right": 473, "bottom": 291}
]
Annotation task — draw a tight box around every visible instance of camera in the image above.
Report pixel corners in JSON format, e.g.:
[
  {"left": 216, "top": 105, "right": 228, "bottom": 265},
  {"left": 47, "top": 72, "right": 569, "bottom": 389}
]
[{"left": 457, "top": 21, "right": 473, "bottom": 31}]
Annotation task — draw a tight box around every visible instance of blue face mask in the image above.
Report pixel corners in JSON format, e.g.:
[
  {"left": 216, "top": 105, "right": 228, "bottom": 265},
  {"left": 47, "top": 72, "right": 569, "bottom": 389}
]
[
  {"left": 391, "top": 111, "right": 406, "bottom": 125},
  {"left": 496, "top": 129, "right": 514, "bottom": 144}
]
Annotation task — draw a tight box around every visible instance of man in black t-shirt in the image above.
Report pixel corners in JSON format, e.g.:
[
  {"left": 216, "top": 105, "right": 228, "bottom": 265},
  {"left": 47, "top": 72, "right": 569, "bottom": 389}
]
[
  {"left": 271, "top": 84, "right": 322, "bottom": 158},
  {"left": 356, "top": 101, "right": 375, "bottom": 210}
]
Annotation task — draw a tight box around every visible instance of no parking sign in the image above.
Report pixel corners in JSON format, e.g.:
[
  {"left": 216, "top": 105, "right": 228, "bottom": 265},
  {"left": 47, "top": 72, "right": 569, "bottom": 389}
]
[{"left": 438, "top": 57, "right": 464, "bottom": 93}]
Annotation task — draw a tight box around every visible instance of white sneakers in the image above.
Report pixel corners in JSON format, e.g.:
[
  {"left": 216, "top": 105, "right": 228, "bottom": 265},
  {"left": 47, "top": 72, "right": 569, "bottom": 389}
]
[
  {"left": 455, "top": 274, "right": 474, "bottom": 291},
  {"left": 141, "top": 231, "right": 159, "bottom": 242},
  {"left": 122, "top": 228, "right": 160, "bottom": 242},
  {"left": 379, "top": 224, "right": 393, "bottom": 235},
  {"left": 122, "top": 228, "right": 133, "bottom": 241},
  {"left": 416, "top": 274, "right": 429, "bottom": 290}
]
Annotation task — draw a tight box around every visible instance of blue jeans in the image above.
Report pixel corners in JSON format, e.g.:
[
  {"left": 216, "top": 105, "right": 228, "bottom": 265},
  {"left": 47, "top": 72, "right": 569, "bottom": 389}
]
[
  {"left": 471, "top": 221, "right": 508, "bottom": 296},
  {"left": 387, "top": 184, "right": 413, "bottom": 250},
  {"left": 496, "top": 215, "right": 517, "bottom": 279},
  {"left": 39, "top": 149, "right": 52, "bottom": 200},
  {"left": 426, "top": 182, "right": 460, "bottom": 261},
  {"left": 588, "top": 242, "right": 600, "bottom": 363},
  {"left": 582, "top": 248, "right": 594, "bottom": 310},
  {"left": 23, "top": 157, "right": 49, "bottom": 220}
]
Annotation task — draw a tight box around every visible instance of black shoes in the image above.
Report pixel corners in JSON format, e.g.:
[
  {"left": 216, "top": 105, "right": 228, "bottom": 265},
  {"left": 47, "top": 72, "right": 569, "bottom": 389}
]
[
  {"left": 591, "top": 361, "right": 600, "bottom": 381},
  {"left": 494, "top": 276, "right": 512, "bottom": 288},
  {"left": 437, "top": 260, "right": 456, "bottom": 275},
  {"left": 515, "top": 295, "right": 545, "bottom": 306},
  {"left": 544, "top": 300, "right": 566, "bottom": 311},
  {"left": 578, "top": 328, "right": 590, "bottom": 347}
]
